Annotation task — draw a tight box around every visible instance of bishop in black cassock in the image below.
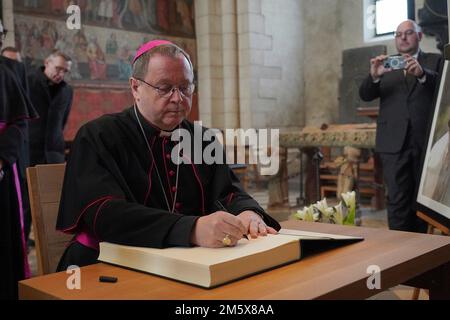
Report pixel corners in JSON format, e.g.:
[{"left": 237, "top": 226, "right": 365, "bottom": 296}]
[{"left": 56, "top": 40, "right": 280, "bottom": 270}]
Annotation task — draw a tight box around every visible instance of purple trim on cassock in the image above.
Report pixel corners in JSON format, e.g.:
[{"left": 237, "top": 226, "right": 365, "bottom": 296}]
[
  {"left": 0, "top": 122, "right": 31, "bottom": 279},
  {"left": 75, "top": 231, "right": 99, "bottom": 251},
  {"left": 69, "top": 197, "right": 117, "bottom": 252},
  {"left": 58, "top": 195, "right": 122, "bottom": 233},
  {"left": 144, "top": 136, "right": 157, "bottom": 205},
  {"left": 4, "top": 114, "right": 39, "bottom": 124},
  {"left": 92, "top": 197, "right": 113, "bottom": 239},
  {"left": 181, "top": 154, "right": 205, "bottom": 215},
  {"left": 227, "top": 193, "right": 235, "bottom": 206},
  {"left": 162, "top": 137, "right": 175, "bottom": 204},
  {"left": 145, "top": 161, "right": 155, "bottom": 205}
]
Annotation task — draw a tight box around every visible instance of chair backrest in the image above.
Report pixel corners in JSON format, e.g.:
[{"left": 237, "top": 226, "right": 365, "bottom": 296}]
[{"left": 27, "top": 164, "right": 71, "bottom": 275}]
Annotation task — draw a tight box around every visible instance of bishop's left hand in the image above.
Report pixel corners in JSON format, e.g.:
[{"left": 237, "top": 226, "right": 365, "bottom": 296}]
[
  {"left": 404, "top": 54, "right": 424, "bottom": 78},
  {"left": 237, "top": 211, "right": 278, "bottom": 239}
]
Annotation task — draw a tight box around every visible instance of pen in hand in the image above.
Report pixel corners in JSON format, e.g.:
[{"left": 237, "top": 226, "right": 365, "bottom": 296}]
[{"left": 214, "top": 200, "right": 249, "bottom": 240}]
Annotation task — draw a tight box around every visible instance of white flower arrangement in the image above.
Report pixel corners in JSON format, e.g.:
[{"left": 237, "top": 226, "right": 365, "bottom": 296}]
[{"left": 292, "top": 191, "right": 356, "bottom": 225}]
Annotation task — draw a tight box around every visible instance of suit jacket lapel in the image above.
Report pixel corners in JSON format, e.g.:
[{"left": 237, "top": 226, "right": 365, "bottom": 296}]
[
  {"left": 406, "top": 51, "right": 426, "bottom": 96},
  {"left": 406, "top": 73, "right": 417, "bottom": 94}
]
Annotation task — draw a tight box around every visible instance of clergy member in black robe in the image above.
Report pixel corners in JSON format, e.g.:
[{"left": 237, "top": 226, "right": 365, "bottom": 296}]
[
  {"left": 0, "top": 64, "right": 38, "bottom": 299},
  {"left": 28, "top": 50, "right": 73, "bottom": 166},
  {"left": 56, "top": 40, "right": 281, "bottom": 270},
  {"left": 1, "top": 23, "right": 35, "bottom": 243}
]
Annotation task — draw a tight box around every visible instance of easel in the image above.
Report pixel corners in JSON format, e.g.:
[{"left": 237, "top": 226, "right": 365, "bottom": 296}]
[
  {"left": 412, "top": 211, "right": 450, "bottom": 300},
  {"left": 417, "top": 211, "right": 450, "bottom": 235}
]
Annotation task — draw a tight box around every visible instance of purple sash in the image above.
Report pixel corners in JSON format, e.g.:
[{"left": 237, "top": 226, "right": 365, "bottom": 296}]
[
  {"left": 75, "top": 230, "right": 99, "bottom": 251},
  {"left": 0, "top": 122, "right": 31, "bottom": 278}
]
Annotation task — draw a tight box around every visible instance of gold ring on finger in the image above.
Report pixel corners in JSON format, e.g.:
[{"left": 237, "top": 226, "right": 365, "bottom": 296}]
[{"left": 222, "top": 234, "right": 232, "bottom": 246}]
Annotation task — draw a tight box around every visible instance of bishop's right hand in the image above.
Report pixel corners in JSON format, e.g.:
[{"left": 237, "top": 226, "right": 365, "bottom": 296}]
[
  {"left": 190, "top": 211, "right": 247, "bottom": 248},
  {"left": 370, "top": 54, "right": 390, "bottom": 81}
]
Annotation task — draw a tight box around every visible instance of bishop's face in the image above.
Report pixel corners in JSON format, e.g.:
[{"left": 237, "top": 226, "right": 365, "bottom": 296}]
[{"left": 131, "top": 54, "right": 194, "bottom": 131}]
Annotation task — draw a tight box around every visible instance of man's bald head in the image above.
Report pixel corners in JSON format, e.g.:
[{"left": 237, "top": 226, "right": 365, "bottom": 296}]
[
  {"left": 398, "top": 20, "right": 422, "bottom": 33},
  {"left": 395, "top": 20, "right": 422, "bottom": 55}
]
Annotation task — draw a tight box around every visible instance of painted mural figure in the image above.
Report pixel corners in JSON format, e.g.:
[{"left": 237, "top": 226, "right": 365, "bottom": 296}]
[
  {"left": 86, "top": 0, "right": 100, "bottom": 22},
  {"left": 129, "top": 0, "right": 146, "bottom": 28},
  {"left": 51, "top": 0, "right": 70, "bottom": 14},
  {"left": 41, "top": 21, "right": 58, "bottom": 54},
  {"left": 73, "top": 29, "right": 88, "bottom": 56},
  {"left": 106, "top": 33, "right": 118, "bottom": 55},
  {"left": 175, "top": 0, "right": 194, "bottom": 35},
  {"left": 87, "top": 35, "right": 107, "bottom": 80},
  {"left": 98, "top": 0, "right": 114, "bottom": 26},
  {"left": 156, "top": 0, "right": 170, "bottom": 31},
  {"left": 24, "top": 0, "right": 40, "bottom": 8},
  {"left": 145, "top": 0, "right": 158, "bottom": 30},
  {"left": 117, "top": 42, "right": 132, "bottom": 80},
  {"left": 28, "top": 23, "right": 43, "bottom": 61},
  {"left": 55, "top": 34, "right": 82, "bottom": 80}
]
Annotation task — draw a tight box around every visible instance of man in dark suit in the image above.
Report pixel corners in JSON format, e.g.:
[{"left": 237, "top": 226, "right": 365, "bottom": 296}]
[
  {"left": 360, "top": 20, "right": 442, "bottom": 232},
  {"left": 28, "top": 49, "right": 73, "bottom": 166}
]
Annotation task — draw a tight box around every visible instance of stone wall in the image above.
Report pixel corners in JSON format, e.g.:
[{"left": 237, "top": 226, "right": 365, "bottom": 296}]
[
  {"left": 302, "top": 0, "right": 442, "bottom": 126},
  {"left": 1, "top": 0, "right": 14, "bottom": 47},
  {"left": 196, "top": 0, "right": 304, "bottom": 130}
]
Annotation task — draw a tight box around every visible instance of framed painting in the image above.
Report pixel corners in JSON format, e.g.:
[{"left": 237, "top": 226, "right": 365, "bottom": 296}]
[{"left": 417, "top": 60, "right": 450, "bottom": 227}]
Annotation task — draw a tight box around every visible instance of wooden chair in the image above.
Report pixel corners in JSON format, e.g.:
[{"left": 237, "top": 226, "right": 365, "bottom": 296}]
[{"left": 27, "top": 164, "right": 71, "bottom": 276}]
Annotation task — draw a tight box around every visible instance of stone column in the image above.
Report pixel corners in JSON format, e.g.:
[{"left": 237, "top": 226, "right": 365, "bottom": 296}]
[
  {"left": 195, "top": 0, "right": 240, "bottom": 129},
  {"left": 1, "top": 0, "right": 15, "bottom": 48}
]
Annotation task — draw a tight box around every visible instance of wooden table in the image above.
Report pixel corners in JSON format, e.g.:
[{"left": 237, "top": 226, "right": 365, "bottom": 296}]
[{"left": 19, "top": 221, "right": 450, "bottom": 300}]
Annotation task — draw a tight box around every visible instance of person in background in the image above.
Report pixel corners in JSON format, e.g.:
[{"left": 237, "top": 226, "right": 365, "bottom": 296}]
[
  {"left": 0, "top": 63, "right": 38, "bottom": 300},
  {"left": 359, "top": 20, "right": 443, "bottom": 232},
  {"left": 1, "top": 46, "right": 23, "bottom": 62},
  {"left": 1, "top": 20, "right": 35, "bottom": 246},
  {"left": 27, "top": 49, "right": 73, "bottom": 166}
]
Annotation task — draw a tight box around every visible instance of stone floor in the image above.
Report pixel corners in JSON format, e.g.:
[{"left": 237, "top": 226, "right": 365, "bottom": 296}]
[{"left": 26, "top": 175, "right": 429, "bottom": 300}]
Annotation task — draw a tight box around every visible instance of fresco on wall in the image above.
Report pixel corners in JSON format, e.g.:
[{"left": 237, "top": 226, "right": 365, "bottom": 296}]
[
  {"left": 13, "top": 1, "right": 198, "bottom": 140},
  {"left": 14, "top": 0, "right": 195, "bottom": 38},
  {"left": 13, "top": 0, "right": 196, "bottom": 85}
]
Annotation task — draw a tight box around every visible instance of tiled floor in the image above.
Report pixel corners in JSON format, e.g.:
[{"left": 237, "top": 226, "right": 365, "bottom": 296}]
[{"left": 26, "top": 176, "right": 429, "bottom": 300}]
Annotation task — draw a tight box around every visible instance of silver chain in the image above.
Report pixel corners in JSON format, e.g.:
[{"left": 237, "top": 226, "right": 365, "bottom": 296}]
[{"left": 133, "top": 105, "right": 180, "bottom": 213}]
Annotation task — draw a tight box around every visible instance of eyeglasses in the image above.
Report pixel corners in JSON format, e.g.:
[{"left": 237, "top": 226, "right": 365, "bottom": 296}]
[
  {"left": 134, "top": 77, "right": 195, "bottom": 98},
  {"left": 0, "top": 30, "right": 8, "bottom": 40},
  {"left": 395, "top": 29, "right": 416, "bottom": 38},
  {"left": 54, "top": 66, "right": 70, "bottom": 74}
]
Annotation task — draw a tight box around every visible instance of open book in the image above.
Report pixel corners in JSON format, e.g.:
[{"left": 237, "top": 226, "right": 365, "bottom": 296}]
[{"left": 98, "top": 228, "right": 363, "bottom": 288}]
